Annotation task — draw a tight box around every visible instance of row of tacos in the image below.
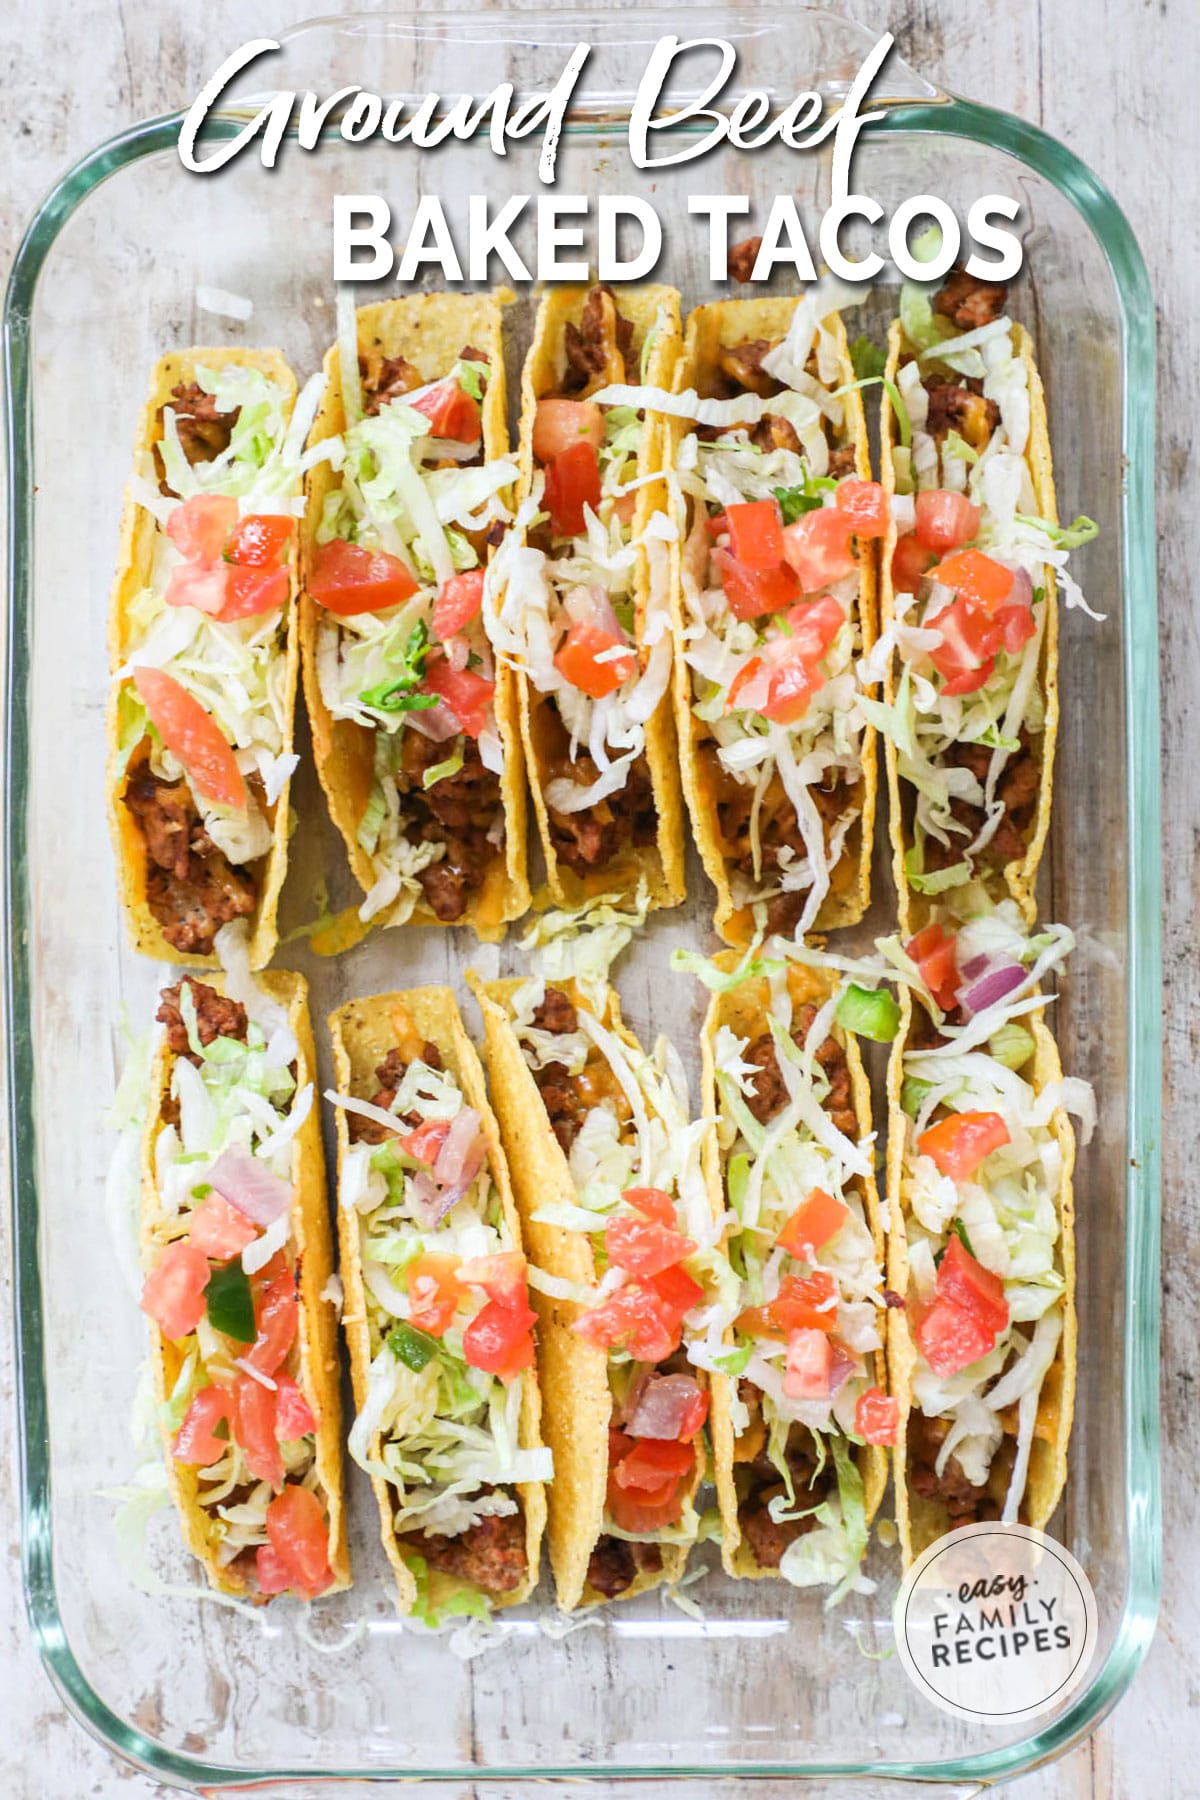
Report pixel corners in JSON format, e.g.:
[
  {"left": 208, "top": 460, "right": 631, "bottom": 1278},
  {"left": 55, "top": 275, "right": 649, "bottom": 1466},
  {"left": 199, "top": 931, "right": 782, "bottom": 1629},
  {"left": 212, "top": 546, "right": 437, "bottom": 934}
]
[{"left": 107, "top": 277, "right": 1085, "bottom": 973}]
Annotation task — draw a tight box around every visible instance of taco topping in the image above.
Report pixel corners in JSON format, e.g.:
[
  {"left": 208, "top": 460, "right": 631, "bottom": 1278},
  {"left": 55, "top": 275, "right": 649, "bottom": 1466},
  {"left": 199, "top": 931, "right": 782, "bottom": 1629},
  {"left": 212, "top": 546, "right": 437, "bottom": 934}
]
[
  {"left": 141, "top": 978, "right": 337, "bottom": 1600},
  {"left": 330, "top": 1013, "right": 549, "bottom": 1604},
  {"left": 313, "top": 334, "right": 516, "bottom": 926}
]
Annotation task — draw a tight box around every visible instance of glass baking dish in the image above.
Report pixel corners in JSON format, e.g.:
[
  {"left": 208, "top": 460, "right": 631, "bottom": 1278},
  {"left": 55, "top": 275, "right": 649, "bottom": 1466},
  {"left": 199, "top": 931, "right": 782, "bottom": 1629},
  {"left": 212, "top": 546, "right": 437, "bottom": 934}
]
[{"left": 3, "top": 9, "right": 1160, "bottom": 1790}]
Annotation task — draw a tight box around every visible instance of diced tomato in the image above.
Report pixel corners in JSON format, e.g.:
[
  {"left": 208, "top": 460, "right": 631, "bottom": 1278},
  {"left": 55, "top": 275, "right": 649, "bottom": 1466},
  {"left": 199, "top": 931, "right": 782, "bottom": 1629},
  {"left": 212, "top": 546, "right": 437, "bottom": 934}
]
[
  {"left": 726, "top": 656, "right": 765, "bottom": 714},
  {"left": 737, "top": 1269, "right": 839, "bottom": 1340},
  {"left": 891, "top": 532, "right": 936, "bottom": 594},
  {"left": 917, "top": 1111, "right": 1011, "bottom": 1181},
  {"left": 421, "top": 654, "right": 495, "bottom": 737},
  {"left": 605, "top": 1216, "right": 696, "bottom": 1279},
  {"left": 167, "top": 494, "right": 238, "bottom": 564},
  {"left": 187, "top": 1192, "right": 258, "bottom": 1260},
  {"left": 261, "top": 1483, "right": 335, "bottom": 1599},
  {"left": 928, "top": 595, "right": 996, "bottom": 696},
  {"left": 642, "top": 1263, "right": 705, "bottom": 1321},
  {"left": 462, "top": 1298, "right": 537, "bottom": 1382},
  {"left": 906, "top": 922, "right": 960, "bottom": 1012},
  {"left": 133, "top": 667, "right": 246, "bottom": 810},
  {"left": 992, "top": 601, "right": 1038, "bottom": 654},
  {"left": 140, "top": 1240, "right": 211, "bottom": 1341},
  {"left": 411, "top": 379, "right": 481, "bottom": 444},
  {"left": 433, "top": 569, "right": 485, "bottom": 640},
  {"left": 457, "top": 1251, "right": 529, "bottom": 1311},
  {"left": 777, "top": 1188, "right": 849, "bottom": 1261},
  {"left": 784, "top": 594, "right": 846, "bottom": 661},
  {"left": 225, "top": 514, "right": 295, "bottom": 568},
  {"left": 622, "top": 1187, "right": 676, "bottom": 1228},
  {"left": 543, "top": 440, "right": 601, "bottom": 535},
  {"left": 937, "top": 1234, "right": 1010, "bottom": 1336},
  {"left": 173, "top": 1385, "right": 231, "bottom": 1466},
  {"left": 835, "top": 479, "right": 889, "bottom": 539},
  {"left": 612, "top": 1437, "right": 696, "bottom": 1490},
  {"left": 308, "top": 539, "right": 419, "bottom": 616},
  {"left": 929, "top": 548, "right": 1015, "bottom": 613},
  {"left": 784, "top": 1327, "right": 834, "bottom": 1399},
  {"left": 725, "top": 499, "right": 785, "bottom": 567},
  {"left": 855, "top": 1386, "right": 900, "bottom": 1445},
  {"left": 398, "top": 1117, "right": 451, "bottom": 1166},
  {"left": 221, "top": 563, "right": 290, "bottom": 621},
  {"left": 914, "top": 1294, "right": 998, "bottom": 1378},
  {"left": 231, "top": 1372, "right": 284, "bottom": 1490},
  {"left": 165, "top": 559, "right": 229, "bottom": 616},
  {"left": 533, "top": 397, "right": 604, "bottom": 461},
  {"left": 406, "top": 1253, "right": 463, "bottom": 1338},
  {"left": 244, "top": 1261, "right": 299, "bottom": 1375},
  {"left": 914, "top": 490, "right": 980, "bottom": 555},
  {"left": 605, "top": 1471, "right": 686, "bottom": 1536},
  {"left": 573, "top": 1284, "right": 679, "bottom": 1362},
  {"left": 273, "top": 1372, "right": 317, "bottom": 1442},
  {"left": 781, "top": 506, "right": 857, "bottom": 589},
  {"left": 553, "top": 619, "right": 636, "bottom": 699},
  {"left": 677, "top": 1386, "right": 710, "bottom": 1442},
  {"left": 713, "top": 547, "right": 801, "bottom": 621}
]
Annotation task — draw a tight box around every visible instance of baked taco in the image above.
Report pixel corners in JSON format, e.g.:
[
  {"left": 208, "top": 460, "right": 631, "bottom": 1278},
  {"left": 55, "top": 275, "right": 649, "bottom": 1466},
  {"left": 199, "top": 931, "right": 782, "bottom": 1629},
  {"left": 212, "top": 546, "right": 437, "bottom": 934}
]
[
  {"left": 661, "top": 290, "right": 878, "bottom": 943},
  {"left": 696, "top": 953, "right": 890, "bottom": 1599},
  {"left": 875, "top": 262, "right": 1097, "bottom": 932},
  {"left": 469, "top": 973, "right": 720, "bottom": 1611},
  {"left": 301, "top": 296, "right": 528, "bottom": 940},
  {"left": 485, "top": 283, "right": 685, "bottom": 910},
  {"left": 137, "top": 969, "right": 347, "bottom": 1600},
  {"left": 327, "top": 988, "right": 549, "bottom": 1619},
  {"left": 883, "top": 888, "right": 1085, "bottom": 1564},
  {"left": 108, "top": 350, "right": 316, "bottom": 968}
]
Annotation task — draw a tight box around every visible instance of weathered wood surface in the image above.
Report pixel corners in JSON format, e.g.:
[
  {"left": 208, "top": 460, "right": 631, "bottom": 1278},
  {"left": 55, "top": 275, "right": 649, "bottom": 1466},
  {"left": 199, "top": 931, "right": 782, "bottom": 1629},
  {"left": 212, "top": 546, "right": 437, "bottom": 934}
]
[{"left": 0, "top": 0, "right": 1189, "bottom": 1794}]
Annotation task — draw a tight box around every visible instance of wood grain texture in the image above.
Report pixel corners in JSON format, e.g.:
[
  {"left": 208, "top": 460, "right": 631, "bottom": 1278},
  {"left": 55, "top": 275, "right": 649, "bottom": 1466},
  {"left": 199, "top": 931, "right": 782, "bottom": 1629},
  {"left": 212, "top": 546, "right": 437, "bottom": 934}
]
[{"left": 0, "top": 0, "right": 1189, "bottom": 1794}]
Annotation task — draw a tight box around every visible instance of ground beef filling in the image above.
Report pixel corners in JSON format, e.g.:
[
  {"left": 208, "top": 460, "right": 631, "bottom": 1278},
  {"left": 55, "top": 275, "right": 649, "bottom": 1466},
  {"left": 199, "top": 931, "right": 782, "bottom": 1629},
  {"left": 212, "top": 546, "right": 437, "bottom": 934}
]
[
  {"left": 154, "top": 382, "right": 241, "bottom": 495},
  {"left": 348, "top": 1040, "right": 443, "bottom": 1146},
  {"left": 933, "top": 265, "right": 1009, "bottom": 332},
  {"left": 923, "top": 375, "right": 1000, "bottom": 450},
  {"left": 586, "top": 1535, "right": 664, "bottom": 1601},
  {"left": 403, "top": 1504, "right": 528, "bottom": 1596},
  {"left": 527, "top": 987, "right": 633, "bottom": 1154},
  {"left": 706, "top": 752, "right": 853, "bottom": 921},
  {"left": 123, "top": 753, "right": 257, "bottom": 956},
  {"left": 559, "top": 284, "right": 634, "bottom": 394},
  {"left": 395, "top": 732, "right": 503, "bottom": 924},
  {"left": 920, "top": 732, "right": 1040, "bottom": 874},
  {"left": 742, "top": 1004, "right": 857, "bottom": 1138},
  {"left": 737, "top": 1415, "right": 830, "bottom": 1569},
  {"left": 157, "top": 978, "right": 248, "bottom": 1062},
  {"left": 544, "top": 725, "right": 659, "bottom": 877},
  {"left": 907, "top": 1411, "right": 1001, "bottom": 1525}
]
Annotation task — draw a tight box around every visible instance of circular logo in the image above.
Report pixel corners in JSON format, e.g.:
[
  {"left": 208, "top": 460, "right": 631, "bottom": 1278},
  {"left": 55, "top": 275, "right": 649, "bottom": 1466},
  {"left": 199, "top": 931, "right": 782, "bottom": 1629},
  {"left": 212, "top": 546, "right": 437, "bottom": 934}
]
[{"left": 894, "top": 1524, "right": 1098, "bottom": 1723}]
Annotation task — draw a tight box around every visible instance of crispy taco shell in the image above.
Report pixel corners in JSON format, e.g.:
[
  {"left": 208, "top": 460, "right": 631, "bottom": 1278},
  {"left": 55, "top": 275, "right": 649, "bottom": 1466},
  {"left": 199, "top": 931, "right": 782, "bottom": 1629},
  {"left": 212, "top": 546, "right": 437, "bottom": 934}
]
[
  {"left": 141, "top": 971, "right": 348, "bottom": 1598},
  {"left": 107, "top": 349, "right": 299, "bottom": 970},
  {"left": 879, "top": 319, "right": 1059, "bottom": 935},
  {"left": 301, "top": 297, "right": 528, "bottom": 942},
  {"left": 885, "top": 989, "right": 1077, "bottom": 1564},
  {"left": 329, "top": 985, "right": 547, "bottom": 1615},
  {"left": 513, "top": 284, "right": 686, "bottom": 912},
  {"left": 468, "top": 972, "right": 702, "bottom": 1611},
  {"left": 701, "top": 957, "right": 887, "bottom": 1578},
  {"left": 666, "top": 299, "right": 877, "bottom": 946}
]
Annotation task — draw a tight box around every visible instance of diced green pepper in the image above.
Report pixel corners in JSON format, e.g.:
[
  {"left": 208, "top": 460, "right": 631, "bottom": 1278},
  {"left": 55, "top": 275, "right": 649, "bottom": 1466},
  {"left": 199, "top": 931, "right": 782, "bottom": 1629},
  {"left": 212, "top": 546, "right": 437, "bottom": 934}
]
[
  {"left": 388, "top": 1321, "right": 439, "bottom": 1372},
  {"left": 836, "top": 983, "right": 901, "bottom": 1043},
  {"left": 205, "top": 1260, "right": 255, "bottom": 1344}
]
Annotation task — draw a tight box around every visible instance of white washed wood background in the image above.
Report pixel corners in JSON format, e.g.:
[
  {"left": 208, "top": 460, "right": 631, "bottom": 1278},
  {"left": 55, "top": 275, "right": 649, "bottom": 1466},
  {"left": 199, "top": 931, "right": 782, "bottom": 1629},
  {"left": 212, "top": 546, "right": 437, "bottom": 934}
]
[{"left": 0, "top": 0, "right": 1190, "bottom": 1795}]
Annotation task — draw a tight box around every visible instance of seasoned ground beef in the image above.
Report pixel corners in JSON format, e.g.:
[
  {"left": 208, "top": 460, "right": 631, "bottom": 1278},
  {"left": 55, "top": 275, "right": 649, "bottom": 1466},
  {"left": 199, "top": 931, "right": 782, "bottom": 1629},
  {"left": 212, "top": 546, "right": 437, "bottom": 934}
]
[
  {"left": 533, "top": 988, "right": 578, "bottom": 1035},
  {"left": 395, "top": 733, "right": 503, "bottom": 924},
  {"left": 922, "top": 734, "right": 1039, "bottom": 874},
  {"left": 827, "top": 444, "right": 858, "bottom": 479},
  {"left": 924, "top": 377, "right": 999, "bottom": 449},
  {"left": 908, "top": 1412, "right": 1000, "bottom": 1524},
  {"left": 751, "top": 412, "right": 802, "bottom": 454},
  {"left": 124, "top": 755, "right": 257, "bottom": 955},
  {"left": 715, "top": 337, "right": 777, "bottom": 399},
  {"left": 728, "top": 236, "right": 763, "bottom": 284},
  {"left": 743, "top": 1003, "right": 856, "bottom": 1137},
  {"left": 737, "top": 1428, "right": 828, "bottom": 1567},
  {"left": 360, "top": 351, "right": 422, "bottom": 414},
  {"left": 157, "top": 979, "right": 247, "bottom": 1062},
  {"left": 349, "top": 1040, "right": 443, "bottom": 1145},
  {"left": 933, "top": 266, "right": 1008, "bottom": 332},
  {"left": 154, "top": 382, "right": 240, "bottom": 495},
  {"left": 561, "top": 285, "right": 634, "bottom": 393},
  {"left": 585, "top": 1534, "right": 663, "bottom": 1600},
  {"left": 408, "top": 1506, "right": 527, "bottom": 1594},
  {"left": 545, "top": 730, "right": 658, "bottom": 877}
]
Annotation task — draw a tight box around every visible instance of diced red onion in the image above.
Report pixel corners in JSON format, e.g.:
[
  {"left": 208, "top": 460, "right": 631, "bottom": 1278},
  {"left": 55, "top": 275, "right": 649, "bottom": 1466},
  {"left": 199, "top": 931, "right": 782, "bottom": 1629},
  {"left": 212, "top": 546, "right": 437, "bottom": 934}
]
[
  {"left": 408, "top": 1169, "right": 454, "bottom": 1229},
  {"left": 959, "top": 959, "right": 1026, "bottom": 1018},
  {"left": 405, "top": 701, "right": 460, "bottom": 742},
  {"left": 617, "top": 1368, "right": 651, "bottom": 1427},
  {"left": 1006, "top": 566, "right": 1033, "bottom": 610},
  {"left": 828, "top": 1344, "right": 864, "bottom": 1394},
  {"left": 626, "top": 1373, "right": 704, "bottom": 1441},
  {"left": 209, "top": 1145, "right": 292, "bottom": 1226},
  {"left": 434, "top": 1108, "right": 483, "bottom": 1186},
  {"left": 444, "top": 635, "right": 470, "bottom": 672}
]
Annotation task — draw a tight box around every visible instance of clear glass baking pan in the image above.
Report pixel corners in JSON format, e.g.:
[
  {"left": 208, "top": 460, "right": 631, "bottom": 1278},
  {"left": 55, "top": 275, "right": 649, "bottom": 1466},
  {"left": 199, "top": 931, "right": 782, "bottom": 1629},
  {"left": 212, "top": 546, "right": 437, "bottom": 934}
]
[{"left": 3, "top": 9, "right": 1160, "bottom": 1791}]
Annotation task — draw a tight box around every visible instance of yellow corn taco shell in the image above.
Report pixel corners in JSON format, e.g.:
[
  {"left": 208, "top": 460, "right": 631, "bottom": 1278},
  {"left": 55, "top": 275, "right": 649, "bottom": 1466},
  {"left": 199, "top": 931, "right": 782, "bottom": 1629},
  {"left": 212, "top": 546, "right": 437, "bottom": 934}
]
[
  {"left": 701, "top": 957, "right": 887, "bottom": 1579},
  {"left": 329, "top": 986, "right": 547, "bottom": 1616},
  {"left": 301, "top": 297, "right": 528, "bottom": 942},
  {"left": 666, "top": 299, "right": 877, "bottom": 946},
  {"left": 885, "top": 990, "right": 1076, "bottom": 1565},
  {"left": 468, "top": 972, "right": 703, "bottom": 1611},
  {"left": 108, "top": 349, "right": 299, "bottom": 970},
  {"left": 879, "top": 320, "right": 1059, "bottom": 936},
  {"left": 141, "top": 971, "right": 348, "bottom": 1599},
  {"left": 513, "top": 284, "right": 686, "bottom": 912}
]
